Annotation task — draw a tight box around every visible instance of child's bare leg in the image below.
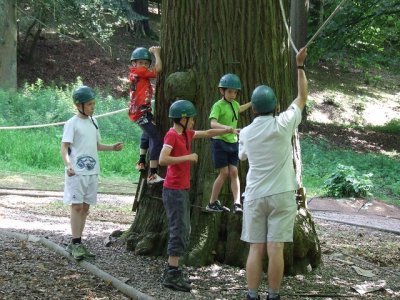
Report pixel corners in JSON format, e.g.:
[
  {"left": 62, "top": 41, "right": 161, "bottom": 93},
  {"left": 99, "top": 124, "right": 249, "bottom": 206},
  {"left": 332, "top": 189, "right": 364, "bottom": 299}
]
[
  {"left": 229, "top": 165, "right": 240, "bottom": 205},
  {"left": 209, "top": 166, "right": 229, "bottom": 203},
  {"left": 149, "top": 159, "right": 158, "bottom": 169},
  {"left": 70, "top": 203, "right": 89, "bottom": 238}
]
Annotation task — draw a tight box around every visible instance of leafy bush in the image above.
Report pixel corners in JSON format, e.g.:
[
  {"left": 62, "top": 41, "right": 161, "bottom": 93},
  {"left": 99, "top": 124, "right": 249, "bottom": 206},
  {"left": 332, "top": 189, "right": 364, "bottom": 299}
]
[
  {"left": 323, "top": 164, "right": 373, "bottom": 198},
  {"left": 367, "top": 119, "right": 400, "bottom": 135}
]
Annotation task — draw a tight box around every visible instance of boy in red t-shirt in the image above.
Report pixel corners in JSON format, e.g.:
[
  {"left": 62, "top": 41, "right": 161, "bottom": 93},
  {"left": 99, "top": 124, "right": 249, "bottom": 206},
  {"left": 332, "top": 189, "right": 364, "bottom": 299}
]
[
  {"left": 159, "top": 100, "right": 234, "bottom": 292},
  {"left": 128, "top": 46, "right": 163, "bottom": 184}
]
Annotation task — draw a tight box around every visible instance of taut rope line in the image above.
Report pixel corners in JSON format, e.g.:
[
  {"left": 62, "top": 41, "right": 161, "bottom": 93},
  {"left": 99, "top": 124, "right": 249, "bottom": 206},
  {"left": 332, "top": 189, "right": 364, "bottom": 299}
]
[
  {"left": 279, "top": 0, "right": 348, "bottom": 54},
  {"left": 0, "top": 107, "right": 128, "bottom": 130}
]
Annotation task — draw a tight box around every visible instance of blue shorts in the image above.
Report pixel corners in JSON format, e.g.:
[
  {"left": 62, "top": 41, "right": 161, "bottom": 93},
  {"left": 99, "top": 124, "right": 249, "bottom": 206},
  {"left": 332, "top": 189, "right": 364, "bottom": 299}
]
[{"left": 211, "top": 139, "right": 239, "bottom": 169}]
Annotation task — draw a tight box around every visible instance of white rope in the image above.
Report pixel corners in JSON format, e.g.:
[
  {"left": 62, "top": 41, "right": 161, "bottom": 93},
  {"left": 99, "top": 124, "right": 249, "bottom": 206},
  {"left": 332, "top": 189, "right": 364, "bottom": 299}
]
[
  {"left": 0, "top": 107, "right": 128, "bottom": 130},
  {"left": 279, "top": 0, "right": 348, "bottom": 53},
  {"left": 279, "top": 0, "right": 299, "bottom": 54},
  {"left": 304, "top": 0, "right": 348, "bottom": 49}
]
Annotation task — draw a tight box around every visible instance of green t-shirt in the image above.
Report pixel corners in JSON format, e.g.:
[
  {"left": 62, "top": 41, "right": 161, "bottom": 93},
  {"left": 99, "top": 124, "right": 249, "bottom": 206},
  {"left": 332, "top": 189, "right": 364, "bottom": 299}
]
[{"left": 209, "top": 98, "right": 239, "bottom": 143}]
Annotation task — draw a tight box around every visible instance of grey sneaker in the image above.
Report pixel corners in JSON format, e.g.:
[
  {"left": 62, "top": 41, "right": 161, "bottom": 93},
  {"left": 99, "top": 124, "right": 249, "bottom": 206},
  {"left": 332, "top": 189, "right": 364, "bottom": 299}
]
[
  {"left": 80, "top": 244, "right": 96, "bottom": 259},
  {"left": 162, "top": 269, "right": 191, "bottom": 292},
  {"left": 206, "top": 200, "right": 230, "bottom": 212},
  {"left": 69, "top": 243, "right": 86, "bottom": 261}
]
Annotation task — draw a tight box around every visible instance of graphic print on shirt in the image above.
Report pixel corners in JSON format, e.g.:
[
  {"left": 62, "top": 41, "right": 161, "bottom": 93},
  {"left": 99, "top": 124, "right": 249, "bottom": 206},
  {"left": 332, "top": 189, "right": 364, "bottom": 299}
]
[{"left": 76, "top": 155, "right": 97, "bottom": 171}]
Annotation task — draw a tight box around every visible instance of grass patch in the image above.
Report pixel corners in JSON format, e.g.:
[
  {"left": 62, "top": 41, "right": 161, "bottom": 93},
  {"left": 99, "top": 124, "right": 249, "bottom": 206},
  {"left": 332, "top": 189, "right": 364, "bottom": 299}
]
[
  {"left": 301, "top": 136, "right": 400, "bottom": 206},
  {"left": 0, "top": 81, "right": 141, "bottom": 193}
]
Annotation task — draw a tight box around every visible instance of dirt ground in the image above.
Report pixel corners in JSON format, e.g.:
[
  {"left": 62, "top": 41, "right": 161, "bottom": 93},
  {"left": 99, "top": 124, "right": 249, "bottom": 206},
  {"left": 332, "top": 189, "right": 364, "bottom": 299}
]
[{"left": 0, "top": 190, "right": 399, "bottom": 299}]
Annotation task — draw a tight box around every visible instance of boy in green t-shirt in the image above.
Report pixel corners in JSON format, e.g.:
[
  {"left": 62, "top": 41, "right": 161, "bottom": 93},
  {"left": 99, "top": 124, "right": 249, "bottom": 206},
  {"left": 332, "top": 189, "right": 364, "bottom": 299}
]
[{"left": 206, "top": 73, "right": 251, "bottom": 213}]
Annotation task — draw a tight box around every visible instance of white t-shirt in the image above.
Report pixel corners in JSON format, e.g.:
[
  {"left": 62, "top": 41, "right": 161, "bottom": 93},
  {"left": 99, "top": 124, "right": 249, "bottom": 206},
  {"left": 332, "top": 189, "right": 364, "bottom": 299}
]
[
  {"left": 62, "top": 115, "right": 101, "bottom": 175},
  {"left": 238, "top": 103, "right": 302, "bottom": 200}
]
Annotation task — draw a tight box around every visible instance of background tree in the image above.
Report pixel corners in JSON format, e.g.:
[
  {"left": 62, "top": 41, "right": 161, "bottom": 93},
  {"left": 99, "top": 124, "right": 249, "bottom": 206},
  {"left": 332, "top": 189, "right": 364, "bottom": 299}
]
[
  {"left": 0, "top": 0, "right": 17, "bottom": 90},
  {"left": 125, "top": 0, "right": 321, "bottom": 275},
  {"left": 127, "top": 0, "right": 158, "bottom": 39}
]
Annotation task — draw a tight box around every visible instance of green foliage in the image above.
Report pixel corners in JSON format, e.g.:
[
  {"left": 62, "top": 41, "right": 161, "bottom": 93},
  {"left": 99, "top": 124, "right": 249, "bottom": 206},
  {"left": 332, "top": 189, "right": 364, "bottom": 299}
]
[
  {"left": 301, "top": 136, "right": 400, "bottom": 205},
  {"left": 323, "top": 164, "right": 373, "bottom": 198},
  {"left": 367, "top": 119, "right": 400, "bottom": 135},
  {"left": 0, "top": 82, "right": 141, "bottom": 180},
  {"left": 18, "top": 0, "right": 126, "bottom": 43},
  {"left": 308, "top": 0, "right": 400, "bottom": 68}
]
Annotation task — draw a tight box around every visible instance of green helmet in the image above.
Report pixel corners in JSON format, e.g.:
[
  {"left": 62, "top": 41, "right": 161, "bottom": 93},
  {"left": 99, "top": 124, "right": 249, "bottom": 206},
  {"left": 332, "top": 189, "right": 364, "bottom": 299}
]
[
  {"left": 218, "top": 73, "right": 241, "bottom": 90},
  {"left": 130, "top": 47, "right": 152, "bottom": 62},
  {"left": 169, "top": 100, "right": 197, "bottom": 118},
  {"left": 251, "top": 85, "right": 277, "bottom": 114},
  {"left": 73, "top": 86, "right": 95, "bottom": 104}
]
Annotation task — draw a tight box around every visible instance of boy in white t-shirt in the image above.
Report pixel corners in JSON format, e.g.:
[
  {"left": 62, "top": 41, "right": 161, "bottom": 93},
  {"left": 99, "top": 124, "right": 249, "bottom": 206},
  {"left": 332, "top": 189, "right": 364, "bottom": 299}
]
[{"left": 61, "top": 85, "right": 123, "bottom": 260}]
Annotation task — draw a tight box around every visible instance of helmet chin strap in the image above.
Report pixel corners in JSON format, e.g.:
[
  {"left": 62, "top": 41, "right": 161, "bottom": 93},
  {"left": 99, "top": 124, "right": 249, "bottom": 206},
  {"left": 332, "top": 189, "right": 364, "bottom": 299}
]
[
  {"left": 79, "top": 104, "right": 98, "bottom": 129},
  {"left": 178, "top": 118, "right": 189, "bottom": 150}
]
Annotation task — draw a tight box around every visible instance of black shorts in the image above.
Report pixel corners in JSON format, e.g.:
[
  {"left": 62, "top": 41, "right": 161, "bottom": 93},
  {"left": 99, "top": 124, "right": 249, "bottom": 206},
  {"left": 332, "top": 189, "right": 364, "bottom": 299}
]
[{"left": 211, "top": 139, "right": 239, "bottom": 169}]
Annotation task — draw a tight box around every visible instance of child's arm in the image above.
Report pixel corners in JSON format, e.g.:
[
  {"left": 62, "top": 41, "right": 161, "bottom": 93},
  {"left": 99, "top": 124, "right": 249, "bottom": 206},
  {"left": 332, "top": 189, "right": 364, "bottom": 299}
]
[
  {"left": 61, "top": 142, "right": 75, "bottom": 176},
  {"left": 239, "top": 102, "right": 252, "bottom": 113},
  {"left": 159, "top": 145, "right": 198, "bottom": 166},
  {"left": 210, "top": 119, "right": 231, "bottom": 130},
  {"left": 149, "top": 46, "right": 162, "bottom": 73},
  {"left": 97, "top": 142, "right": 123, "bottom": 152},
  {"left": 194, "top": 128, "right": 234, "bottom": 139}
]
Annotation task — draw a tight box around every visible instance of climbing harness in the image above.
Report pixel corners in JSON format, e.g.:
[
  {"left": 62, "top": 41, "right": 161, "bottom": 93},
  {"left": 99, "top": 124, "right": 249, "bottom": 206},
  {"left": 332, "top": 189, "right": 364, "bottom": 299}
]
[{"left": 279, "top": 0, "right": 349, "bottom": 53}]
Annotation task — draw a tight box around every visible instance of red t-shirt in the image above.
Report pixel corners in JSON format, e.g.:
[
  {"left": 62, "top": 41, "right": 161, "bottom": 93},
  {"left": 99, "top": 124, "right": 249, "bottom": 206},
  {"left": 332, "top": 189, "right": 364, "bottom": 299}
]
[
  {"left": 163, "top": 128, "right": 196, "bottom": 190},
  {"left": 128, "top": 66, "right": 157, "bottom": 122}
]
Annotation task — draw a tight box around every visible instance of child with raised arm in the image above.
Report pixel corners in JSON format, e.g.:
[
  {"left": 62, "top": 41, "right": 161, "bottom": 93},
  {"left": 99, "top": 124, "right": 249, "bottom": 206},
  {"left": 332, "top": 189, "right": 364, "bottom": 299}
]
[
  {"left": 159, "top": 100, "right": 234, "bottom": 292},
  {"left": 128, "top": 46, "right": 163, "bottom": 184}
]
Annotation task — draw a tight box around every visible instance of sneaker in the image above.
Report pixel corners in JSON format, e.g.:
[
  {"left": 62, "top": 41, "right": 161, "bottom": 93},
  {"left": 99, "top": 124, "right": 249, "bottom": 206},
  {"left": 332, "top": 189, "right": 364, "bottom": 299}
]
[
  {"left": 206, "top": 200, "right": 230, "bottom": 212},
  {"left": 135, "top": 161, "right": 146, "bottom": 172},
  {"left": 246, "top": 293, "right": 260, "bottom": 300},
  {"left": 161, "top": 268, "right": 192, "bottom": 284},
  {"left": 267, "top": 295, "right": 280, "bottom": 300},
  {"left": 162, "top": 269, "right": 191, "bottom": 292},
  {"left": 233, "top": 203, "right": 243, "bottom": 214},
  {"left": 69, "top": 243, "right": 86, "bottom": 261},
  {"left": 147, "top": 173, "right": 164, "bottom": 184},
  {"left": 80, "top": 244, "right": 96, "bottom": 259}
]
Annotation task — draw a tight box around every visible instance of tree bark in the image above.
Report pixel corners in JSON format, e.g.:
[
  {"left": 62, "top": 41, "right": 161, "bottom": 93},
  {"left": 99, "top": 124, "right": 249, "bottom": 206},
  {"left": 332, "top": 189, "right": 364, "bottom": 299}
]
[
  {"left": 0, "top": 0, "right": 17, "bottom": 90},
  {"left": 125, "top": 0, "right": 321, "bottom": 274}
]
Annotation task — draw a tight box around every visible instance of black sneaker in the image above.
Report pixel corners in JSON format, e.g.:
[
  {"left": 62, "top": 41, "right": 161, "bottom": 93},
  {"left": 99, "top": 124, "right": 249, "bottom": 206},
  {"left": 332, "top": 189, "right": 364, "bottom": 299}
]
[
  {"left": 206, "top": 200, "right": 230, "bottom": 212},
  {"left": 161, "top": 268, "right": 192, "bottom": 284},
  {"left": 233, "top": 203, "right": 243, "bottom": 214},
  {"left": 267, "top": 295, "right": 280, "bottom": 300},
  {"left": 162, "top": 269, "right": 191, "bottom": 292},
  {"left": 246, "top": 293, "right": 260, "bottom": 300}
]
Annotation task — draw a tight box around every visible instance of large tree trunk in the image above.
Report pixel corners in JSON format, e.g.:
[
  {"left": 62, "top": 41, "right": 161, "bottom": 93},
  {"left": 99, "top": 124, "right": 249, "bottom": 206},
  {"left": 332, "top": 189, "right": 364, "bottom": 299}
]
[
  {"left": 125, "top": 0, "right": 321, "bottom": 275},
  {"left": 0, "top": 0, "right": 17, "bottom": 90}
]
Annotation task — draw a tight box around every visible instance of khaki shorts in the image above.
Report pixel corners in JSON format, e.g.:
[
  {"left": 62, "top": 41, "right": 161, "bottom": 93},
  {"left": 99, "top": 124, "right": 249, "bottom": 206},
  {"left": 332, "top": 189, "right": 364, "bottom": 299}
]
[
  {"left": 63, "top": 174, "right": 98, "bottom": 205},
  {"left": 241, "top": 191, "right": 297, "bottom": 243}
]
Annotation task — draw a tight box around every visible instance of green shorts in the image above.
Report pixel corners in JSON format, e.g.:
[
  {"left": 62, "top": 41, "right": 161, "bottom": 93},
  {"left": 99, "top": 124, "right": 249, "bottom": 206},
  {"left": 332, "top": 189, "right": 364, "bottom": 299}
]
[{"left": 241, "top": 191, "right": 297, "bottom": 243}]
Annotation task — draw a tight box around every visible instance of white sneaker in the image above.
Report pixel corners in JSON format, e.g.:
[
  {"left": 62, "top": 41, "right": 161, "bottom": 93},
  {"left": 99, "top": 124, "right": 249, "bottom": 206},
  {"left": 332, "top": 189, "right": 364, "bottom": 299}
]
[{"left": 147, "top": 173, "right": 164, "bottom": 184}]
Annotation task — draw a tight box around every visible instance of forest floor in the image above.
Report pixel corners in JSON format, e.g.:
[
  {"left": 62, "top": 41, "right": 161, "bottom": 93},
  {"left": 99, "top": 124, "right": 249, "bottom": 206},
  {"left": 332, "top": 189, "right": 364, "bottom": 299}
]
[{"left": 0, "top": 190, "right": 399, "bottom": 299}]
